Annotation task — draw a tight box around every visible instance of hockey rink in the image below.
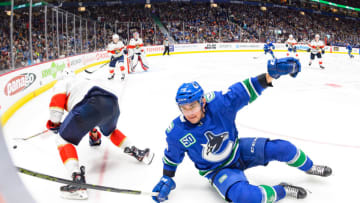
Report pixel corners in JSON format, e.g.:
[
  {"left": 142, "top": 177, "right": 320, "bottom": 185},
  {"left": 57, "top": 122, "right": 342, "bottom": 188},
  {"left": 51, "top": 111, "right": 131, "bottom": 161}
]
[{"left": 3, "top": 51, "right": 360, "bottom": 203}]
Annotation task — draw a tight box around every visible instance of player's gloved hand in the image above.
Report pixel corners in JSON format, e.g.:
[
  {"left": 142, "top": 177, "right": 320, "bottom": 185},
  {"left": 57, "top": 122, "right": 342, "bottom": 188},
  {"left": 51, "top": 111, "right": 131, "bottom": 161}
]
[
  {"left": 307, "top": 48, "right": 311, "bottom": 52},
  {"left": 267, "top": 57, "right": 301, "bottom": 79},
  {"left": 123, "top": 49, "right": 128, "bottom": 55},
  {"left": 46, "top": 120, "right": 61, "bottom": 133},
  {"left": 322, "top": 49, "right": 325, "bottom": 54},
  {"left": 285, "top": 44, "right": 288, "bottom": 47},
  {"left": 152, "top": 176, "right": 176, "bottom": 202}
]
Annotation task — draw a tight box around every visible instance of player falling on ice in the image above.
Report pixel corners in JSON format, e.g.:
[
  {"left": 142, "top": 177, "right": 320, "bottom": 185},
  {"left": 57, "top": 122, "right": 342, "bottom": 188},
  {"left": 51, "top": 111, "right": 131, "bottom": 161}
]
[
  {"left": 127, "top": 32, "right": 150, "bottom": 73},
  {"left": 107, "top": 34, "right": 127, "bottom": 80},
  {"left": 346, "top": 43, "right": 354, "bottom": 59},
  {"left": 46, "top": 70, "right": 154, "bottom": 200},
  {"left": 308, "top": 34, "right": 325, "bottom": 69},
  {"left": 264, "top": 40, "right": 276, "bottom": 59},
  {"left": 152, "top": 57, "right": 332, "bottom": 203},
  {"left": 286, "top": 34, "right": 298, "bottom": 58}
]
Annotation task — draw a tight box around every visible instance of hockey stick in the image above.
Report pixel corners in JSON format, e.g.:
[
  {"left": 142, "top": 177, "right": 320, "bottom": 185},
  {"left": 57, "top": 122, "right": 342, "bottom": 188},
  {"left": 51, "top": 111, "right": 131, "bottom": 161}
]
[
  {"left": 85, "top": 62, "right": 109, "bottom": 74},
  {"left": 17, "top": 167, "right": 158, "bottom": 197},
  {"left": 13, "top": 129, "right": 50, "bottom": 141}
]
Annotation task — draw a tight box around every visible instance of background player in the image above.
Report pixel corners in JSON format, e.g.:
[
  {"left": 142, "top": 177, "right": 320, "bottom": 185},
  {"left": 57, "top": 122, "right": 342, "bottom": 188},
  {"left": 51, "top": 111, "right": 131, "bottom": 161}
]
[
  {"left": 107, "top": 34, "right": 127, "bottom": 80},
  {"left": 286, "top": 34, "right": 298, "bottom": 58},
  {"left": 264, "top": 40, "right": 275, "bottom": 59},
  {"left": 308, "top": 34, "right": 325, "bottom": 69},
  {"left": 46, "top": 70, "right": 154, "bottom": 200},
  {"left": 128, "top": 32, "right": 150, "bottom": 72},
  {"left": 152, "top": 57, "right": 332, "bottom": 203},
  {"left": 346, "top": 43, "right": 354, "bottom": 59}
]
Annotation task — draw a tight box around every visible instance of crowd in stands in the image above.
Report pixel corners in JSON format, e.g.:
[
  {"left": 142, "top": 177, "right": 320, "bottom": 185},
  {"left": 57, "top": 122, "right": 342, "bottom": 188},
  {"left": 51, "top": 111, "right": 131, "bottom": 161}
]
[{"left": 1, "top": 1, "right": 360, "bottom": 71}]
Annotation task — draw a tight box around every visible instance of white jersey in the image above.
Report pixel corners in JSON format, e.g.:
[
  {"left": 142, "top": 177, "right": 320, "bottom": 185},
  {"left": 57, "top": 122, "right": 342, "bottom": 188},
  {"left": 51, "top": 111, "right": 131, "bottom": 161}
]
[
  {"left": 286, "top": 38, "right": 297, "bottom": 48},
  {"left": 129, "top": 38, "right": 144, "bottom": 54},
  {"left": 107, "top": 41, "right": 125, "bottom": 57},
  {"left": 308, "top": 40, "right": 324, "bottom": 54},
  {"left": 49, "top": 76, "right": 116, "bottom": 123}
]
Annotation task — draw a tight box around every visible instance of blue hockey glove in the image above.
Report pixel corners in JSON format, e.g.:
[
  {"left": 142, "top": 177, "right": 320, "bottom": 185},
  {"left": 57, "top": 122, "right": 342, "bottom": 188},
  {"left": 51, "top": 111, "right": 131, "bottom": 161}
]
[
  {"left": 267, "top": 57, "right": 301, "bottom": 79},
  {"left": 152, "top": 176, "right": 176, "bottom": 202}
]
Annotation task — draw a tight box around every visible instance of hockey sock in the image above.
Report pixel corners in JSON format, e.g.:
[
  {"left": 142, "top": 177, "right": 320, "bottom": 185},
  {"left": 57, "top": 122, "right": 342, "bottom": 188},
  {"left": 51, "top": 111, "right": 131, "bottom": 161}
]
[
  {"left": 319, "top": 61, "right": 323, "bottom": 65},
  {"left": 120, "top": 66, "right": 125, "bottom": 72},
  {"left": 109, "top": 129, "right": 132, "bottom": 149},
  {"left": 58, "top": 143, "right": 80, "bottom": 175},
  {"left": 227, "top": 182, "right": 284, "bottom": 203},
  {"left": 265, "top": 140, "right": 313, "bottom": 171},
  {"left": 109, "top": 68, "right": 115, "bottom": 74}
]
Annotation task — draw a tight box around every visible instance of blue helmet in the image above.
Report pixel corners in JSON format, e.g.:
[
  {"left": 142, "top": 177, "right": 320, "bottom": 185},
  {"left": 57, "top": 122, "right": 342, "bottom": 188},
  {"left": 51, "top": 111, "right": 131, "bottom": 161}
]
[{"left": 176, "top": 81, "right": 204, "bottom": 105}]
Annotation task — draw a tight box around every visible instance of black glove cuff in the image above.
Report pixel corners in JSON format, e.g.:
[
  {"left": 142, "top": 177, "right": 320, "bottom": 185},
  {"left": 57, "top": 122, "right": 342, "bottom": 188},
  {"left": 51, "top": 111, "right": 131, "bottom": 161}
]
[
  {"left": 257, "top": 73, "right": 273, "bottom": 88},
  {"left": 163, "top": 169, "right": 175, "bottom": 178}
]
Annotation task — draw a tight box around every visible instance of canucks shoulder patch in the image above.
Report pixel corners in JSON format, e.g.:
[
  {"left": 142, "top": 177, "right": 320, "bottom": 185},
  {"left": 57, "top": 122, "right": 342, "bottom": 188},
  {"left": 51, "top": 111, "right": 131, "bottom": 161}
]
[
  {"left": 166, "top": 122, "right": 174, "bottom": 133},
  {"left": 204, "top": 92, "right": 215, "bottom": 102}
]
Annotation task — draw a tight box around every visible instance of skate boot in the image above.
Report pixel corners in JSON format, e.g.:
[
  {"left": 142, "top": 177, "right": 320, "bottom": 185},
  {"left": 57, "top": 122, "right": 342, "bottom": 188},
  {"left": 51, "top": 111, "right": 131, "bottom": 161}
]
[
  {"left": 320, "top": 65, "right": 325, "bottom": 69},
  {"left": 121, "top": 73, "right": 125, "bottom": 80},
  {"left": 280, "top": 182, "right": 307, "bottom": 199},
  {"left": 60, "top": 166, "right": 88, "bottom": 200},
  {"left": 308, "top": 62, "right": 312, "bottom": 66},
  {"left": 306, "top": 165, "right": 332, "bottom": 177},
  {"left": 89, "top": 128, "right": 101, "bottom": 146},
  {"left": 108, "top": 73, "right": 115, "bottom": 80},
  {"left": 124, "top": 146, "right": 154, "bottom": 165}
]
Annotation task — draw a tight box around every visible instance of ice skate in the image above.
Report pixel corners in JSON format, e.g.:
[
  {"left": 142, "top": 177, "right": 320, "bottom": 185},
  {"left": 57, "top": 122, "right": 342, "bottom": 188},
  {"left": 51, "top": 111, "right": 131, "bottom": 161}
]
[
  {"left": 306, "top": 165, "right": 332, "bottom": 177},
  {"left": 60, "top": 166, "right": 88, "bottom": 200},
  {"left": 280, "top": 182, "right": 307, "bottom": 199},
  {"left": 108, "top": 73, "right": 115, "bottom": 80},
  {"left": 124, "top": 146, "right": 154, "bottom": 165}
]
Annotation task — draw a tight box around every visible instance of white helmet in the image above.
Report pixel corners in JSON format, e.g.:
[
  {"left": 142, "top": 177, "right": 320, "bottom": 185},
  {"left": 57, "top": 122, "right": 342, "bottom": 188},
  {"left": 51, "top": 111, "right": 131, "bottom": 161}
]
[
  {"left": 315, "top": 34, "right": 320, "bottom": 39},
  {"left": 112, "top": 34, "right": 120, "bottom": 41},
  {"left": 133, "top": 32, "right": 139, "bottom": 39},
  {"left": 289, "top": 34, "right": 293, "bottom": 39}
]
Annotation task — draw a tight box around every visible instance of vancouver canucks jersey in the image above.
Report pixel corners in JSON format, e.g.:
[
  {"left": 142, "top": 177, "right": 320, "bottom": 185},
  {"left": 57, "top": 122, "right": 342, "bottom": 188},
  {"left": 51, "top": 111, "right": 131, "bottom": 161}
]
[
  {"left": 163, "top": 77, "right": 266, "bottom": 177},
  {"left": 264, "top": 43, "right": 275, "bottom": 51},
  {"left": 346, "top": 45, "right": 352, "bottom": 51}
]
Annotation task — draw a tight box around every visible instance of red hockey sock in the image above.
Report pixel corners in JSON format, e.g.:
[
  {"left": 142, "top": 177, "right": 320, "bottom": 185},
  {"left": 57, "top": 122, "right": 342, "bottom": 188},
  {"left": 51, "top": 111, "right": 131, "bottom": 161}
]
[
  {"left": 110, "top": 129, "right": 127, "bottom": 147},
  {"left": 58, "top": 143, "right": 78, "bottom": 164}
]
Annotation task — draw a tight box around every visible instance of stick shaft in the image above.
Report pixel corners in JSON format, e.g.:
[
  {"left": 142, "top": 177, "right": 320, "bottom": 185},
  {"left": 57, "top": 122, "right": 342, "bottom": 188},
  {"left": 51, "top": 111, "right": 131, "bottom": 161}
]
[{"left": 17, "top": 167, "right": 157, "bottom": 196}]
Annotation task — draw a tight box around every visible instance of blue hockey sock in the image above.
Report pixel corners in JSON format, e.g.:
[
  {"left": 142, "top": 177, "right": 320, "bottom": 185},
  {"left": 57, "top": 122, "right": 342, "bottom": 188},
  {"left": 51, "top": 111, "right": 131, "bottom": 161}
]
[{"left": 273, "top": 185, "right": 286, "bottom": 201}]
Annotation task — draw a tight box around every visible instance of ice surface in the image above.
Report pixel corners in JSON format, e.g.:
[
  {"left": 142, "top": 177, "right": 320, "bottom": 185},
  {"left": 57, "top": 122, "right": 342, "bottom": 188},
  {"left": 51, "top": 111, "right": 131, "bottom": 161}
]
[{"left": 3, "top": 52, "right": 360, "bottom": 203}]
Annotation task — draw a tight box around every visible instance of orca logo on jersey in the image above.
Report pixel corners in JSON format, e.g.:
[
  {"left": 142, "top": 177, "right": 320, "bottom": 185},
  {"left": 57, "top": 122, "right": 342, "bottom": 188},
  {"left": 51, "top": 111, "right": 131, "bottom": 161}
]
[{"left": 201, "top": 131, "right": 234, "bottom": 162}]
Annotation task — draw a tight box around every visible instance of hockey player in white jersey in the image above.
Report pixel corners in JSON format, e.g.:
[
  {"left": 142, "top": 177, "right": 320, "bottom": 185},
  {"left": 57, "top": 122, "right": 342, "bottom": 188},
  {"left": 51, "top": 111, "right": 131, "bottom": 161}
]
[
  {"left": 107, "top": 34, "right": 127, "bottom": 80},
  {"left": 308, "top": 34, "right": 325, "bottom": 69},
  {"left": 128, "top": 32, "right": 149, "bottom": 72},
  {"left": 286, "top": 34, "right": 298, "bottom": 58},
  {"left": 46, "top": 70, "right": 154, "bottom": 199}
]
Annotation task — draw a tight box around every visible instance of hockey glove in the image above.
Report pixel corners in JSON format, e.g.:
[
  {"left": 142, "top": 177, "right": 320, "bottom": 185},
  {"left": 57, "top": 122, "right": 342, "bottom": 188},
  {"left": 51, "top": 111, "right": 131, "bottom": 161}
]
[
  {"left": 322, "top": 49, "right": 325, "bottom": 54},
  {"left": 123, "top": 49, "right": 128, "bottom": 55},
  {"left": 46, "top": 120, "right": 61, "bottom": 133},
  {"left": 285, "top": 44, "right": 288, "bottom": 47},
  {"left": 152, "top": 176, "right": 176, "bottom": 202},
  {"left": 267, "top": 57, "right": 301, "bottom": 79},
  {"left": 307, "top": 48, "right": 311, "bottom": 52}
]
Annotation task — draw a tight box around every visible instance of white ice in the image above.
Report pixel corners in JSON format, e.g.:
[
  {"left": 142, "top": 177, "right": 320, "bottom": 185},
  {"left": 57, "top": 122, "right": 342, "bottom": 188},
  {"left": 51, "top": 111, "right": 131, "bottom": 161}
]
[{"left": 3, "top": 51, "right": 360, "bottom": 203}]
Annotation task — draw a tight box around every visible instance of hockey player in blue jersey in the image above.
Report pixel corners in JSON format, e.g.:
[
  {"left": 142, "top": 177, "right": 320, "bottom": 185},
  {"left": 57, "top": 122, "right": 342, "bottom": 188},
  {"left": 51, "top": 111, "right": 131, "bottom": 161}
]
[
  {"left": 264, "top": 40, "right": 275, "bottom": 59},
  {"left": 152, "top": 57, "right": 332, "bottom": 203},
  {"left": 346, "top": 43, "right": 354, "bottom": 58}
]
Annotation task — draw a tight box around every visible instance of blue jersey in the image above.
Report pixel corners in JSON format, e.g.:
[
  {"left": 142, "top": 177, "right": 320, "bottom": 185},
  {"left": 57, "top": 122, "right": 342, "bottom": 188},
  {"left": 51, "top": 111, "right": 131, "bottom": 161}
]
[
  {"left": 347, "top": 45, "right": 352, "bottom": 52},
  {"left": 163, "top": 77, "right": 266, "bottom": 177},
  {"left": 264, "top": 43, "right": 275, "bottom": 51}
]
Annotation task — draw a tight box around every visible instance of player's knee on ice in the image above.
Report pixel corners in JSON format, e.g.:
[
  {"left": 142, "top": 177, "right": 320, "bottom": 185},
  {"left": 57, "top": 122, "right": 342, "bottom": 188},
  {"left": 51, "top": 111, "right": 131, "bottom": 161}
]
[{"left": 227, "top": 181, "right": 263, "bottom": 203}]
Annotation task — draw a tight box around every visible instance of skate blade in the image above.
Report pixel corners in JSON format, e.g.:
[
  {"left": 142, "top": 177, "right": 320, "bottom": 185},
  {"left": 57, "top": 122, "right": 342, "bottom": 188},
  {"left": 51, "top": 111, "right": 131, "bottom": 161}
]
[
  {"left": 61, "top": 189, "right": 88, "bottom": 200},
  {"left": 143, "top": 152, "right": 155, "bottom": 165}
]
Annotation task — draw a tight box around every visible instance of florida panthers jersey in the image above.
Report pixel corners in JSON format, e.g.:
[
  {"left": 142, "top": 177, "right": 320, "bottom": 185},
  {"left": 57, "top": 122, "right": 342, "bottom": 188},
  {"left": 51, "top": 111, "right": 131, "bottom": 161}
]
[
  {"left": 286, "top": 39, "right": 297, "bottom": 49},
  {"left": 107, "top": 41, "right": 125, "bottom": 57},
  {"left": 49, "top": 76, "right": 116, "bottom": 123},
  {"left": 163, "top": 77, "right": 266, "bottom": 177},
  {"left": 128, "top": 38, "right": 144, "bottom": 54},
  {"left": 308, "top": 40, "right": 324, "bottom": 54}
]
